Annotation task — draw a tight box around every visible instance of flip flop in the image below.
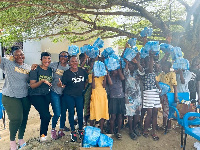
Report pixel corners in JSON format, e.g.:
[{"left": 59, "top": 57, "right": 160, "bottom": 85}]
[
  {"left": 116, "top": 133, "right": 122, "bottom": 140},
  {"left": 151, "top": 134, "right": 159, "bottom": 141},
  {"left": 19, "top": 142, "right": 26, "bottom": 149},
  {"left": 142, "top": 132, "right": 149, "bottom": 138}
]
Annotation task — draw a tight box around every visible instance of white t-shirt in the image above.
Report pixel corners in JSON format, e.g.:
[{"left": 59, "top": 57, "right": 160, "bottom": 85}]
[{"left": 176, "top": 70, "right": 194, "bottom": 93}]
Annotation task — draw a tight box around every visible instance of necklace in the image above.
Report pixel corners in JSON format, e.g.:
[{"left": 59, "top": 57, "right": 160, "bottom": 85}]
[{"left": 72, "top": 71, "right": 78, "bottom": 77}]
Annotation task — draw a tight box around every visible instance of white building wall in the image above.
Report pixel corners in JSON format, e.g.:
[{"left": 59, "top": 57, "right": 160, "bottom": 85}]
[{"left": 23, "top": 37, "right": 118, "bottom": 65}]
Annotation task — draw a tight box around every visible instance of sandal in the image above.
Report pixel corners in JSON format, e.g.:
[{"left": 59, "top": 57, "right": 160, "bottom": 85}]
[
  {"left": 151, "top": 134, "right": 159, "bottom": 141},
  {"left": 116, "top": 133, "right": 122, "bottom": 140},
  {"left": 129, "top": 132, "right": 137, "bottom": 140},
  {"left": 134, "top": 128, "right": 141, "bottom": 136},
  {"left": 143, "top": 131, "right": 149, "bottom": 138}
]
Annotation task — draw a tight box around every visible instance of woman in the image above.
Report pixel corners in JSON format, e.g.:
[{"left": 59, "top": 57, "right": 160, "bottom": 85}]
[
  {"left": 59, "top": 56, "right": 88, "bottom": 142},
  {"left": 29, "top": 52, "right": 53, "bottom": 142},
  {"left": 49, "top": 51, "right": 69, "bottom": 139},
  {"left": 0, "top": 46, "right": 31, "bottom": 150}
]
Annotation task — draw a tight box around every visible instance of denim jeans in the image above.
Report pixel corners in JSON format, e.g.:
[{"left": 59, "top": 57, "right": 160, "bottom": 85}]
[
  {"left": 51, "top": 91, "right": 66, "bottom": 129},
  {"left": 62, "top": 94, "right": 83, "bottom": 131}
]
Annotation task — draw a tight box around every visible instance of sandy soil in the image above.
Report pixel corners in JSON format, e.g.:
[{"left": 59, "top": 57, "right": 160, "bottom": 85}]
[{"left": 0, "top": 105, "right": 198, "bottom": 150}]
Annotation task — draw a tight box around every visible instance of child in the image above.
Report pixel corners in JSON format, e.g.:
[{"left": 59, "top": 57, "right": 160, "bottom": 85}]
[
  {"left": 143, "top": 51, "right": 161, "bottom": 141},
  {"left": 90, "top": 62, "right": 112, "bottom": 133},
  {"left": 124, "top": 55, "right": 144, "bottom": 140},
  {"left": 156, "top": 61, "right": 177, "bottom": 130},
  {"left": 109, "top": 68, "right": 125, "bottom": 139},
  {"left": 189, "top": 56, "right": 200, "bottom": 102},
  {"left": 83, "top": 58, "right": 95, "bottom": 125}
]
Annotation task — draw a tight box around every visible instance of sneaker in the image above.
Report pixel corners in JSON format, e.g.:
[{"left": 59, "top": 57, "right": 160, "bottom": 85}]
[
  {"left": 70, "top": 131, "right": 77, "bottom": 142},
  {"left": 78, "top": 130, "right": 84, "bottom": 140},
  {"left": 51, "top": 130, "right": 58, "bottom": 140},
  {"left": 63, "top": 126, "right": 70, "bottom": 132},
  {"left": 58, "top": 130, "right": 65, "bottom": 138},
  {"left": 40, "top": 134, "right": 47, "bottom": 142}
]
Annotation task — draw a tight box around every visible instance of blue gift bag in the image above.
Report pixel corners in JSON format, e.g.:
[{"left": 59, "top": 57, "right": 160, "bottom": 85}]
[
  {"left": 173, "top": 58, "right": 189, "bottom": 70},
  {"left": 98, "top": 133, "right": 113, "bottom": 150},
  {"left": 140, "top": 47, "right": 149, "bottom": 58},
  {"left": 82, "top": 126, "right": 101, "bottom": 147},
  {"left": 68, "top": 45, "right": 79, "bottom": 56},
  {"left": 160, "top": 43, "right": 173, "bottom": 53},
  {"left": 80, "top": 45, "right": 90, "bottom": 53},
  {"left": 140, "top": 27, "right": 153, "bottom": 37},
  {"left": 123, "top": 47, "right": 138, "bottom": 61},
  {"left": 170, "top": 47, "right": 182, "bottom": 60},
  {"left": 120, "top": 57, "right": 126, "bottom": 69},
  {"left": 159, "top": 82, "right": 171, "bottom": 96},
  {"left": 86, "top": 45, "right": 99, "bottom": 58},
  {"left": 101, "top": 47, "right": 115, "bottom": 58},
  {"left": 104, "top": 57, "right": 120, "bottom": 71},
  {"left": 144, "top": 41, "right": 160, "bottom": 55},
  {"left": 93, "top": 38, "right": 104, "bottom": 49},
  {"left": 128, "top": 38, "right": 137, "bottom": 47},
  {"left": 93, "top": 61, "right": 107, "bottom": 77}
]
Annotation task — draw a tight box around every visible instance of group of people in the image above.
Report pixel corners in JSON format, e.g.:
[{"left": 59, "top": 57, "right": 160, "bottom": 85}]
[{"left": 1, "top": 40, "right": 200, "bottom": 150}]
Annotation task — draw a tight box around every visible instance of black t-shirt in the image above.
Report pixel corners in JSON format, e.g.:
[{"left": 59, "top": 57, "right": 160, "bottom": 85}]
[
  {"left": 62, "top": 67, "right": 88, "bottom": 96},
  {"left": 29, "top": 66, "right": 53, "bottom": 95},
  {"left": 188, "top": 68, "right": 200, "bottom": 93}
]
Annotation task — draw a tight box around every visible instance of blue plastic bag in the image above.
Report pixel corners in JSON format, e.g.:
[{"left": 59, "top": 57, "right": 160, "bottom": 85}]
[
  {"left": 120, "top": 57, "right": 126, "bottom": 69},
  {"left": 101, "top": 47, "right": 115, "bottom": 58},
  {"left": 80, "top": 45, "right": 90, "bottom": 53},
  {"left": 128, "top": 38, "right": 137, "bottom": 48},
  {"left": 98, "top": 133, "right": 113, "bottom": 150},
  {"left": 140, "top": 47, "right": 149, "bottom": 58},
  {"left": 173, "top": 58, "right": 189, "bottom": 70},
  {"left": 159, "top": 82, "right": 171, "bottom": 96},
  {"left": 82, "top": 126, "right": 101, "bottom": 147},
  {"left": 104, "top": 57, "right": 120, "bottom": 71},
  {"left": 170, "top": 47, "right": 182, "bottom": 60},
  {"left": 93, "top": 61, "right": 107, "bottom": 77},
  {"left": 86, "top": 45, "right": 99, "bottom": 58},
  {"left": 68, "top": 45, "right": 79, "bottom": 56},
  {"left": 93, "top": 38, "right": 104, "bottom": 49},
  {"left": 140, "top": 27, "right": 153, "bottom": 37},
  {"left": 144, "top": 41, "right": 160, "bottom": 55},
  {"left": 160, "top": 43, "right": 173, "bottom": 53},
  {"left": 123, "top": 47, "right": 138, "bottom": 61}
]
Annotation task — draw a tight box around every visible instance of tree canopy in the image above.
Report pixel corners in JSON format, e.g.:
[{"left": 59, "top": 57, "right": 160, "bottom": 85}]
[{"left": 0, "top": 0, "right": 200, "bottom": 59}]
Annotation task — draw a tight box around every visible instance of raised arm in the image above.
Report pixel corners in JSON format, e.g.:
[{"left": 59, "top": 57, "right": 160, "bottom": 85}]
[
  {"left": 118, "top": 68, "right": 125, "bottom": 81},
  {"left": 148, "top": 51, "right": 154, "bottom": 73}
]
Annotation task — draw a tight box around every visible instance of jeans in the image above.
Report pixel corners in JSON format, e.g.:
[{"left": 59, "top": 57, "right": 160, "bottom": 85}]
[
  {"left": 62, "top": 94, "right": 83, "bottom": 131},
  {"left": 2, "top": 95, "right": 31, "bottom": 141},
  {"left": 51, "top": 91, "right": 65, "bottom": 129},
  {"left": 30, "top": 93, "right": 51, "bottom": 136}
]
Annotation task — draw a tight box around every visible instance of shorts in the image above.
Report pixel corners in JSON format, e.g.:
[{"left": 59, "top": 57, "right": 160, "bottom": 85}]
[{"left": 109, "top": 98, "right": 125, "bottom": 114}]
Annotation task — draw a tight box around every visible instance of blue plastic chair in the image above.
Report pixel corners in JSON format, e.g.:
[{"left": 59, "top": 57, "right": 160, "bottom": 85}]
[
  {"left": 165, "top": 92, "right": 200, "bottom": 148},
  {"left": 0, "top": 93, "right": 5, "bottom": 129},
  {"left": 183, "top": 112, "right": 200, "bottom": 150}
]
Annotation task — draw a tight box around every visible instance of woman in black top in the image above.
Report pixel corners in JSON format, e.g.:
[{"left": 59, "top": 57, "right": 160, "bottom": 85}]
[
  {"left": 59, "top": 56, "right": 88, "bottom": 142},
  {"left": 29, "top": 52, "right": 52, "bottom": 142}
]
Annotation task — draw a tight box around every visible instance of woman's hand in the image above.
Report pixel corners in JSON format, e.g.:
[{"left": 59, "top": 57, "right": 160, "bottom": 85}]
[
  {"left": 42, "top": 79, "right": 52, "bottom": 87},
  {"left": 31, "top": 64, "right": 38, "bottom": 70},
  {"left": 57, "top": 78, "right": 65, "bottom": 88}
]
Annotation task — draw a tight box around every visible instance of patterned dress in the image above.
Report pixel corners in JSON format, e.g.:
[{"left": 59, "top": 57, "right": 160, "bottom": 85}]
[{"left": 124, "top": 69, "right": 143, "bottom": 116}]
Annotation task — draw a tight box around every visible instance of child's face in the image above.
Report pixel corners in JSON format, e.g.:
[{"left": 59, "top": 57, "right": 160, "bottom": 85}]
[
  {"left": 128, "top": 62, "right": 135, "bottom": 72},
  {"left": 111, "top": 70, "right": 118, "bottom": 76},
  {"left": 162, "top": 64, "right": 170, "bottom": 73}
]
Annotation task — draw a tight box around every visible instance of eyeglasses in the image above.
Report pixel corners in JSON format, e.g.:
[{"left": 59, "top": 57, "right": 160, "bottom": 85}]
[
  {"left": 60, "top": 55, "right": 68, "bottom": 58},
  {"left": 14, "top": 54, "right": 24, "bottom": 57}
]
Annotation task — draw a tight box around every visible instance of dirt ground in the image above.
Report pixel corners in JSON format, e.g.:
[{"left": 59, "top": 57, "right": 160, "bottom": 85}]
[{"left": 0, "top": 105, "right": 198, "bottom": 150}]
